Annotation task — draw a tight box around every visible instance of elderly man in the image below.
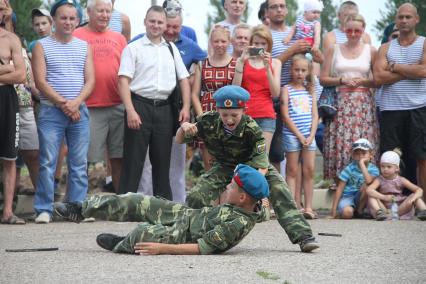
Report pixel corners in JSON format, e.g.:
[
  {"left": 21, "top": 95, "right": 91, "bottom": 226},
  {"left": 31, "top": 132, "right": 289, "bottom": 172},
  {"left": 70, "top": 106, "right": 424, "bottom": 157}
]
[
  {"left": 31, "top": 0, "right": 95, "bottom": 223},
  {"left": 137, "top": 6, "right": 206, "bottom": 203},
  {"left": 0, "top": 0, "right": 26, "bottom": 224},
  {"left": 231, "top": 23, "right": 251, "bottom": 59},
  {"left": 118, "top": 6, "right": 190, "bottom": 200},
  {"left": 74, "top": 0, "right": 127, "bottom": 193},
  {"left": 374, "top": 3, "right": 426, "bottom": 200}
]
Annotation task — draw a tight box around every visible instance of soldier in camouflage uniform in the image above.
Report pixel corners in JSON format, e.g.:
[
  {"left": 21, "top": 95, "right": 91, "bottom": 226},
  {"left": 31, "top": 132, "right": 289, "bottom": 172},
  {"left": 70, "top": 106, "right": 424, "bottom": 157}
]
[
  {"left": 55, "top": 164, "right": 270, "bottom": 255},
  {"left": 176, "top": 85, "right": 319, "bottom": 252}
]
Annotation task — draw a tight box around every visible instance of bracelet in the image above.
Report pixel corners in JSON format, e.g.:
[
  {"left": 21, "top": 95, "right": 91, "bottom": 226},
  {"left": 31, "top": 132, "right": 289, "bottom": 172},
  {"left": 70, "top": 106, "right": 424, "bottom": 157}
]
[
  {"left": 390, "top": 62, "right": 396, "bottom": 73},
  {"left": 339, "top": 77, "right": 343, "bottom": 85}
]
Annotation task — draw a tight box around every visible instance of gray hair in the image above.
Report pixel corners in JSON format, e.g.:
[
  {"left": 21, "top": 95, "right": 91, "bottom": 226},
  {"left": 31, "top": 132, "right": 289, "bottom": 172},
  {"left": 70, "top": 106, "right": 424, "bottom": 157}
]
[
  {"left": 87, "top": 0, "right": 112, "bottom": 9},
  {"left": 232, "top": 23, "right": 251, "bottom": 38}
]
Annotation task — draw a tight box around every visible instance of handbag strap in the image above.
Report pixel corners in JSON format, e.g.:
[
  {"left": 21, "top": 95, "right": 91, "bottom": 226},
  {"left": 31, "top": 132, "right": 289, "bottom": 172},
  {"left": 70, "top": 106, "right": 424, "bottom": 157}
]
[{"left": 331, "top": 44, "right": 338, "bottom": 76}]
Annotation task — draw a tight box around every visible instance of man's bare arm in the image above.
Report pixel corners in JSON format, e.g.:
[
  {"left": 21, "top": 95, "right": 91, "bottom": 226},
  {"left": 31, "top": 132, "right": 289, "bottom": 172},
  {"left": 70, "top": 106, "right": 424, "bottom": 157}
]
[
  {"left": 373, "top": 43, "right": 405, "bottom": 85},
  {"left": 0, "top": 33, "right": 25, "bottom": 84},
  {"left": 392, "top": 41, "right": 426, "bottom": 79},
  {"left": 134, "top": 242, "right": 200, "bottom": 255}
]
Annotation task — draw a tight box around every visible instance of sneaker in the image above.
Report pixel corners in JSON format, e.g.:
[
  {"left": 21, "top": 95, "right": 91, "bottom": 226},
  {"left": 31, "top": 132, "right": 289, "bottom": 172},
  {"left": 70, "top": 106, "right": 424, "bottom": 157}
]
[
  {"left": 299, "top": 236, "right": 320, "bottom": 253},
  {"left": 54, "top": 202, "right": 84, "bottom": 223},
  {"left": 96, "top": 233, "right": 125, "bottom": 251},
  {"left": 416, "top": 210, "right": 426, "bottom": 221},
  {"left": 375, "top": 209, "right": 387, "bottom": 221},
  {"left": 35, "top": 212, "right": 51, "bottom": 224}
]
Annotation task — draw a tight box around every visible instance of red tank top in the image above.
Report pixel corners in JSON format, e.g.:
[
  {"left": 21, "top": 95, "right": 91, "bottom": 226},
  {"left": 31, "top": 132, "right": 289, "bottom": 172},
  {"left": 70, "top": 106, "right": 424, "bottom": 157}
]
[{"left": 241, "top": 60, "right": 276, "bottom": 119}]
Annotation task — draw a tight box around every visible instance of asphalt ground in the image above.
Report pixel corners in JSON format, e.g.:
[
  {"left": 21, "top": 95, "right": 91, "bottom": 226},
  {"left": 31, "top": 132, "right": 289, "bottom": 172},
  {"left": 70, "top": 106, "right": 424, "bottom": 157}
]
[{"left": 1, "top": 218, "right": 425, "bottom": 284}]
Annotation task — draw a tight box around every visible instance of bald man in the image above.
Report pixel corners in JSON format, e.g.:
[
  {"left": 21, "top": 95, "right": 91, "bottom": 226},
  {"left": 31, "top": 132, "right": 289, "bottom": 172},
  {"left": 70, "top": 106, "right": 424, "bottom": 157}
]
[{"left": 374, "top": 3, "right": 426, "bottom": 200}]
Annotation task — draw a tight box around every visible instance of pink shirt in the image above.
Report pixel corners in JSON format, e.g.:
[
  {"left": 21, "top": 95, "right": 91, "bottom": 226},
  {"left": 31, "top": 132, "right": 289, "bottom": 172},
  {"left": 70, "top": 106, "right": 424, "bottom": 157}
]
[{"left": 74, "top": 27, "right": 127, "bottom": 107}]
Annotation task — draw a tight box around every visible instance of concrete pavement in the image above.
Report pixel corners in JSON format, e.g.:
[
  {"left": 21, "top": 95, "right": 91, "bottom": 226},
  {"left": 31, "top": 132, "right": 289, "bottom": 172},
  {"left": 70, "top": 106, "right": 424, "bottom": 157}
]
[{"left": 1, "top": 218, "right": 425, "bottom": 284}]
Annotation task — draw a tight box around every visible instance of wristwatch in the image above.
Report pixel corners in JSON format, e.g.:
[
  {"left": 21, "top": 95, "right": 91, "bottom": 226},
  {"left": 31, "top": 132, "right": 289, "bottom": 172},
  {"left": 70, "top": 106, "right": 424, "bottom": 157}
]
[{"left": 389, "top": 62, "right": 396, "bottom": 73}]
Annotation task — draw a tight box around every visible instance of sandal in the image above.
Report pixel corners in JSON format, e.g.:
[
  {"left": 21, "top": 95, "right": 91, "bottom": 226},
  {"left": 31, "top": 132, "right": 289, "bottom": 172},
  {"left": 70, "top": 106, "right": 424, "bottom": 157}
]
[
  {"left": 1, "top": 214, "right": 26, "bottom": 225},
  {"left": 328, "top": 183, "right": 337, "bottom": 191},
  {"left": 303, "top": 210, "right": 318, "bottom": 220}
]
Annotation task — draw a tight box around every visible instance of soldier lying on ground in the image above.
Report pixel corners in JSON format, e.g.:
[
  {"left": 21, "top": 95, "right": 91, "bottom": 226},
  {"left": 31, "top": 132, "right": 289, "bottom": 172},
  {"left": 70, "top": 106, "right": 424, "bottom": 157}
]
[
  {"left": 176, "top": 85, "right": 319, "bottom": 252},
  {"left": 55, "top": 164, "right": 269, "bottom": 255}
]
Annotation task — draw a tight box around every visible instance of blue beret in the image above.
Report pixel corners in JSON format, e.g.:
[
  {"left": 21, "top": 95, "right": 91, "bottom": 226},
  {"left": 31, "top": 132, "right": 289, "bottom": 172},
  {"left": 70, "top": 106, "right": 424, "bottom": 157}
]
[
  {"left": 50, "top": 0, "right": 83, "bottom": 24},
  {"left": 213, "top": 86, "right": 250, "bottom": 109},
  {"left": 233, "top": 164, "right": 269, "bottom": 200}
]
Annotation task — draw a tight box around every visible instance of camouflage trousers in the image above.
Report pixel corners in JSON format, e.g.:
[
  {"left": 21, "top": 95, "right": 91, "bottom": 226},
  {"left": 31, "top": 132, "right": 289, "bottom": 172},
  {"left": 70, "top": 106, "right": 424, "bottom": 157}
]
[
  {"left": 83, "top": 193, "right": 194, "bottom": 254},
  {"left": 187, "top": 164, "right": 313, "bottom": 243}
]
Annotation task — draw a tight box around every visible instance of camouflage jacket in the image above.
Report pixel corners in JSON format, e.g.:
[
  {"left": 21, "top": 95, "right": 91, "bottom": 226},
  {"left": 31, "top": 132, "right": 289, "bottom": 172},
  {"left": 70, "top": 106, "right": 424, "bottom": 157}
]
[
  {"left": 191, "top": 204, "right": 259, "bottom": 254},
  {"left": 186, "top": 111, "right": 269, "bottom": 169}
]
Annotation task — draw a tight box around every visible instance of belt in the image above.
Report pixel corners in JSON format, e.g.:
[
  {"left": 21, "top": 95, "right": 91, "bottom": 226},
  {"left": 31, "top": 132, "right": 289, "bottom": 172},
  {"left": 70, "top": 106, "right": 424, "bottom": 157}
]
[{"left": 131, "top": 93, "right": 170, "bottom": 106}]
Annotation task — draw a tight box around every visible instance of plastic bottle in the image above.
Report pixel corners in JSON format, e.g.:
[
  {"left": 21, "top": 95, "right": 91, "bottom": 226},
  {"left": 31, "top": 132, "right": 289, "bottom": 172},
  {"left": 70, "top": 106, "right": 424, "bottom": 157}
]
[{"left": 391, "top": 196, "right": 399, "bottom": 221}]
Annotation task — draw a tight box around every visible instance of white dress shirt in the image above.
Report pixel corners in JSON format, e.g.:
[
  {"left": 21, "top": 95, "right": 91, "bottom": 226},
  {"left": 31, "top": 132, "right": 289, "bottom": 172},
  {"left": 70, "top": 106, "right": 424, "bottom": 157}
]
[{"left": 118, "top": 35, "right": 189, "bottom": 100}]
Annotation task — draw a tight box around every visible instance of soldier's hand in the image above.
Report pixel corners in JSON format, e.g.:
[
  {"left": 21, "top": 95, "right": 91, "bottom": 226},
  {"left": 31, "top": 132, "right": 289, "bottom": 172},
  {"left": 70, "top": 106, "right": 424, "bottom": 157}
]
[
  {"left": 181, "top": 122, "right": 198, "bottom": 136},
  {"left": 134, "top": 242, "right": 164, "bottom": 255}
]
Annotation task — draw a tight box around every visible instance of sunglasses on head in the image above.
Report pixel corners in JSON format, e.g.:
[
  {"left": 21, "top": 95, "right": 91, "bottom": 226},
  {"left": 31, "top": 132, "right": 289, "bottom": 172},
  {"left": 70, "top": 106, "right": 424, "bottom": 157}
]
[{"left": 352, "top": 142, "right": 370, "bottom": 150}]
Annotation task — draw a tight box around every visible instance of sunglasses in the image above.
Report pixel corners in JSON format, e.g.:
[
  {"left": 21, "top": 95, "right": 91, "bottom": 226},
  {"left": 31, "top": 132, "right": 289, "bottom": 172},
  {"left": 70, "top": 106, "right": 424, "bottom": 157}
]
[
  {"left": 391, "top": 34, "right": 399, "bottom": 39},
  {"left": 268, "top": 4, "right": 286, "bottom": 10},
  {"left": 345, "top": 28, "right": 363, "bottom": 35}
]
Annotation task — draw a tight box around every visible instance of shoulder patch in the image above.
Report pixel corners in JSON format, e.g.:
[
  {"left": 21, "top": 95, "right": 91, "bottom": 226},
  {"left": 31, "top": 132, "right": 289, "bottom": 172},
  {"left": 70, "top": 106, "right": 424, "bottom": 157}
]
[{"left": 256, "top": 141, "right": 266, "bottom": 154}]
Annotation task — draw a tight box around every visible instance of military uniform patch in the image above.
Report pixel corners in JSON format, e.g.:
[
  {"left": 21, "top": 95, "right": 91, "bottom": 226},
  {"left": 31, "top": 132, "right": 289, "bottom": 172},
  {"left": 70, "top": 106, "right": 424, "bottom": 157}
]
[{"left": 256, "top": 142, "right": 266, "bottom": 154}]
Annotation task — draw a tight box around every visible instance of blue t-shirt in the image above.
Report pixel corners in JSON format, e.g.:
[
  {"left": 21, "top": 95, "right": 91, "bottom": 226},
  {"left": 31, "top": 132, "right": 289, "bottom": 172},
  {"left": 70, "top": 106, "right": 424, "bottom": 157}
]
[
  {"left": 181, "top": 25, "right": 197, "bottom": 43},
  {"left": 130, "top": 34, "right": 206, "bottom": 71},
  {"left": 339, "top": 161, "right": 379, "bottom": 196}
]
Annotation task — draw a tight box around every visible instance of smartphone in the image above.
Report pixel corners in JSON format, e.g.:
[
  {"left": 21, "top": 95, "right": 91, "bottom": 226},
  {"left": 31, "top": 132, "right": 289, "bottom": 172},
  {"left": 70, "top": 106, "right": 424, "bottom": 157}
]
[{"left": 248, "top": 47, "right": 264, "bottom": 57}]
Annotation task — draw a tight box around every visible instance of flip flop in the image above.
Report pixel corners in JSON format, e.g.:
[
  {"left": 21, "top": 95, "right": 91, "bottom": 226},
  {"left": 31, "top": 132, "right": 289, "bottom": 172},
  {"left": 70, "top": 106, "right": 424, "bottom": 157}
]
[
  {"left": 303, "top": 211, "right": 318, "bottom": 220},
  {"left": 1, "top": 214, "right": 26, "bottom": 225}
]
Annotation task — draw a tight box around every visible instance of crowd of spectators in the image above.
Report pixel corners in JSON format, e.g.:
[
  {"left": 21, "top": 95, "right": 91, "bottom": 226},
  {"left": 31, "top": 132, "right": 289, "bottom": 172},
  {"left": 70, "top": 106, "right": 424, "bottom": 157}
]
[{"left": 0, "top": 0, "right": 426, "bottom": 225}]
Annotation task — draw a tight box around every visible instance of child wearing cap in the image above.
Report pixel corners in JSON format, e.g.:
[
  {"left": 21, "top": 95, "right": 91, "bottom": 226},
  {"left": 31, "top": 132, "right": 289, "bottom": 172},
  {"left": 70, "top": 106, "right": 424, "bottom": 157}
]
[
  {"left": 28, "top": 8, "right": 53, "bottom": 53},
  {"left": 366, "top": 150, "right": 426, "bottom": 221},
  {"left": 283, "top": 0, "right": 323, "bottom": 49},
  {"left": 176, "top": 85, "right": 320, "bottom": 253},
  {"left": 330, "top": 138, "right": 380, "bottom": 219},
  {"left": 55, "top": 163, "right": 269, "bottom": 255}
]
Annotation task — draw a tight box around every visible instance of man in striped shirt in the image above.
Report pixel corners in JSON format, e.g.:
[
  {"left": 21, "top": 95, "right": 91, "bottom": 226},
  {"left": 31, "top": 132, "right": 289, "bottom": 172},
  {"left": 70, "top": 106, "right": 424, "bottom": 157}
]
[
  {"left": 374, "top": 3, "right": 426, "bottom": 201},
  {"left": 31, "top": 0, "right": 95, "bottom": 224}
]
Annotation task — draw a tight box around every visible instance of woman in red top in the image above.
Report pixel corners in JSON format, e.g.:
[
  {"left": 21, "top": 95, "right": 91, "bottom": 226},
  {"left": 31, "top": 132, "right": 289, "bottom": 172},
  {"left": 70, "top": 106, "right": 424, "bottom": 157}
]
[
  {"left": 233, "top": 25, "right": 281, "bottom": 153},
  {"left": 191, "top": 25, "right": 236, "bottom": 170}
]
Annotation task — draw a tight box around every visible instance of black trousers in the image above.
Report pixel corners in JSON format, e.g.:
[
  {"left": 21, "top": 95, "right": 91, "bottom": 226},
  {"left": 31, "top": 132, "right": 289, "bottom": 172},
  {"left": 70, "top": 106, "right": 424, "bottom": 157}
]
[{"left": 119, "top": 95, "right": 173, "bottom": 200}]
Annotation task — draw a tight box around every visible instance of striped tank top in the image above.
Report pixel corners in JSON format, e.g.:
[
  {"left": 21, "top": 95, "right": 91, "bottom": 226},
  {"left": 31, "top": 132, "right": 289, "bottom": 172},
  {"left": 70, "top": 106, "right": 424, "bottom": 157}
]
[
  {"left": 271, "top": 27, "right": 292, "bottom": 86},
  {"left": 295, "top": 16, "right": 316, "bottom": 40},
  {"left": 282, "top": 85, "right": 313, "bottom": 138},
  {"left": 333, "top": 28, "right": 347, "bottom": 44},
  {"left": 381, "top": 36, "right": 426, "bottom": 111},
  {"left": 109, "top": 10, "right": 122, "bottom": 33},
  {"left": 39, "top": 36, "right": 88, "bottom": 102}
]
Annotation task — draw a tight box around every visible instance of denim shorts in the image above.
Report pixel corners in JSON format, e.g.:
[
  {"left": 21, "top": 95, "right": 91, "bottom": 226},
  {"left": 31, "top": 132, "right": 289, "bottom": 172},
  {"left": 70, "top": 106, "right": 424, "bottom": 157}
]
[
  {"left": 254, "top": 118, "right": 276, "bottom": 133},
  {"left": 283, "top": 133, "right": 317, "bottom": 152},
  {"left": 337, "top": 191, "right": 361, "bottom": 214}
]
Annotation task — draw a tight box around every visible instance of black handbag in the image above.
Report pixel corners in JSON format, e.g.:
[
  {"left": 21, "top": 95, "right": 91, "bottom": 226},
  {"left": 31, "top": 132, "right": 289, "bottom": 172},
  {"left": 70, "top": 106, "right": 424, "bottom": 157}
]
[
  {"left": 318, "top": 86, "right": 337, "bottom": 120},
  {"left": 166, "top": 42, "right": 183, "bottom": 134}
]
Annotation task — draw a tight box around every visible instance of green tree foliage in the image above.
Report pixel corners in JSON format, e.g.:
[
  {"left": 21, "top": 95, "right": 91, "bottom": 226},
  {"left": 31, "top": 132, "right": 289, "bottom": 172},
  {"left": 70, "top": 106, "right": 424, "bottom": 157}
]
[
  {"left": 9, "top": 0, "right": 42, "bottom": 43},
  {"left": 374, "top": 0, "right": 426, "bottom": 39},
  {"left": 320, "top": 0, "right": 337, "bottom": 33},
  {"left": 205, "top": 0, "right": 250, "bottom": 36},
  {"left": 285, "top": 0, "right": 298, "bottom": 25}
]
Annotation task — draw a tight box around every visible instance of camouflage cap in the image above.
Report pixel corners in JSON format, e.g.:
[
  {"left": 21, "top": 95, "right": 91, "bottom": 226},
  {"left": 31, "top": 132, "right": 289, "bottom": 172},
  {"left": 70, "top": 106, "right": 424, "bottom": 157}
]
[
  {"left": 233, "top": 164, "right": 269, "bottom": 200},
  {"left": 213, "top": 85, "right": 250, "bottom": 109}
]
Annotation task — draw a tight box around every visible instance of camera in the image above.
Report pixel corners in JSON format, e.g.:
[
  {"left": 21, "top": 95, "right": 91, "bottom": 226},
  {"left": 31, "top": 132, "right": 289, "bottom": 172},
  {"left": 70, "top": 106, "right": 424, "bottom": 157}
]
[{"left": 248, "top": 47, "right": 264, "bottom": 57}]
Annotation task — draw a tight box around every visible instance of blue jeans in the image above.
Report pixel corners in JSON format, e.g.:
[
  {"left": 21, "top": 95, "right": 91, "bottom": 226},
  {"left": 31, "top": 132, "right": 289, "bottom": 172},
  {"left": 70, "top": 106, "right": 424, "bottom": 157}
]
[{"left": 34, "top": 104, "right": 90, "bottom": 215}]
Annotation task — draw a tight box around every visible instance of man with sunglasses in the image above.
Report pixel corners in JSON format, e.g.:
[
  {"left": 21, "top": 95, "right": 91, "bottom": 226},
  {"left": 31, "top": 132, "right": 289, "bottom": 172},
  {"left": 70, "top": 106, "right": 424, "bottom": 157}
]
[{"left": 374, "top": 3, "right": 426, "bottom": 201}]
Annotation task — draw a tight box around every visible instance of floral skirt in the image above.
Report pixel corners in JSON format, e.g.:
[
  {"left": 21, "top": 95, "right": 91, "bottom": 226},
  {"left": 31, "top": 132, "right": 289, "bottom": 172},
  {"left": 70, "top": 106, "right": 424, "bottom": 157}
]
[{"left": 323, "top": 88, "right": 379, "bottom": 179}]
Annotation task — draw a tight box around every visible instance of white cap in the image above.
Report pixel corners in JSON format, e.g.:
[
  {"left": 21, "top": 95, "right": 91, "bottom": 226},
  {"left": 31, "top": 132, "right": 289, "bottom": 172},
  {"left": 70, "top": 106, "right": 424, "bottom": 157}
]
[
  {"left": 380, "top": 151, "right": 400, "bottom": 166},
  {"left": 352, "top": 138, "right": 372, "bottom": 151},
  {"left": 304, "top": 0, "right": 324, "bottom": 12}
]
